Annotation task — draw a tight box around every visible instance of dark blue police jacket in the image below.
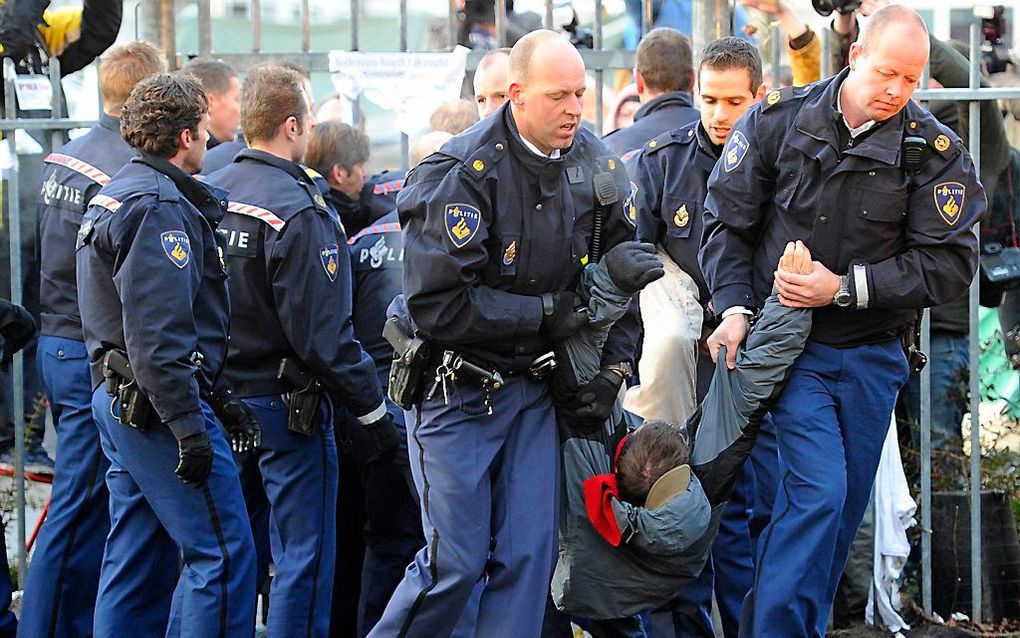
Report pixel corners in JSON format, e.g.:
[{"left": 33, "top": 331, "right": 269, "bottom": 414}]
[
  {"left": 38, "top": 113, "right": 137, "bottom": 340},
  {"left": 399, "top": 101, "right": 639, "bottom": 372},
  {"left": 603, "top": 91, "right": 700, "bottom": 160},
  {"left": 347, "top": 209, "right": 403, "bottom": 389},
  {"left": 627, "top": 120, "right": 719, "bottom": 303},
  {"left": 76, "top": 153, "right": 230, "bottom": 440},
  {"left": 201, "top": 138, "right": 247, "bottom": 176},
  {"left": 206, "top": 149, "right": 384, "bottom": 418},
  {"left": 700, "top": 68, "right": 985, "bottom": 347}
]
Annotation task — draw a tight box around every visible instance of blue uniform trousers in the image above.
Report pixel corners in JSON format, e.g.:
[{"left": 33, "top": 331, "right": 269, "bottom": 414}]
[
  {"left": 739, "top": 340, "right": 909, "bottom": 638},
  {"left": 91, "top": 389, "right": 256, "bottom": 638},
  {"left": 0, "top": 518, "right": 17, "bottom": 638},
  {"left": 243, "top": 395, "right": 338, "bottom": 638},
  {"left": 20, "top": 337, "right": 110, "bottom": 638},
  {"left": 369, "top": 377, "right": 560, "bottom": 638}
]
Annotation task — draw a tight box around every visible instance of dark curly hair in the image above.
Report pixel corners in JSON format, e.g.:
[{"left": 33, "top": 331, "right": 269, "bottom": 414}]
[{"left": 120, "top": 73, "right": 208, "bottom": 157}]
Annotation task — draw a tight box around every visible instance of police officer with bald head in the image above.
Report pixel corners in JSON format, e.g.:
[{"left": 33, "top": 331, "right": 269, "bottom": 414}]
[
  {"left": 369, "top": 30, "right": 637, "bottom": 638},
  {"left": 700, "top": 6, "right": 984, "bottom": 635}
]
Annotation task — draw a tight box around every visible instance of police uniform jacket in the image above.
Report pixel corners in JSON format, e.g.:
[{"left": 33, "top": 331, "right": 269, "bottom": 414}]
[
  {"left": 206, "top": 149, "right": 384, "bottom": 420},
  {"left": 627, "top": 120, "right": 718, "bottom": 302},
  {"left": 700, "top": 68, "right": 985, "bottom": 347},
  {"left": 347, "top": 209, "right": 403, "bottom": 389},
  {"left": 76, "top": 153, "right": 230, "bottom": 440},
  {"left": 200, "top": 138, "right": 247, "bottom": 176},
  {"left": 368, "top": 169, "right": 405, "bottom": 220},
  {"left": 38, "top": 113, "right": 136, "bottom": 340},
  {"left": 603, "top": 91, "right": 700, "bottom": 159},
  {"left": 399, "top": 101, "right": 638, "bottom": 373}
]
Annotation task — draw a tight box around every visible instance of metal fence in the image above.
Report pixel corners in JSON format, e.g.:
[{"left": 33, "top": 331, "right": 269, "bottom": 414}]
[{"left": 3, "top": 0, "right": 1020, "bottom": 625}]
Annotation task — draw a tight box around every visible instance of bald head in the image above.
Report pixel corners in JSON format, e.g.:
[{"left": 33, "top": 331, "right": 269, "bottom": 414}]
[
  {"left": 474, "top": 49, "right": 510, "bottom": 118},
  {"left": 509, "top": 30, "right": 581, "bottom": 85},
  {"left": 858, "top": 4, "right": 929, "bottom": 53},
  {"left": 411, "top": 130, "right": 452, "bottom": 166}
]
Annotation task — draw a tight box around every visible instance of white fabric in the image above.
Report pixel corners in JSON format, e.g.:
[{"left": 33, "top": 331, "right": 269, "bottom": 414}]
[
  {"left": 518, "top": 131, "right": 561, "bottom": 159},
  {"left": 623, "top": 250, "right": 702, "bottom": 424},
  {"left": 837, "top": 84, "right": 878, "bottom": 138},
  {"left": 866, "top": 413, "right": 916, "bottom": 633}
]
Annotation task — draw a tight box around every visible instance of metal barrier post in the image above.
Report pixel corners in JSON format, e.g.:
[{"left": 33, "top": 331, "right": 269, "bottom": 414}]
[
  {"left": 495, "top": 0, "right": 507, "bottom": 48},
  {"left": 252, "top": 0, "right": 262, "bottom": 52},
  {"left": 3, "top": 57, "right": 27, "bottom": 586},
  {"left": 198, "top": 0, "right": 213, "bottom": 57},
  {"left": 594, "top": 0, "right": 604, "bottom": 136},
  {"left": 161, "top": 0, "right": 177, "bottom": 69},
  {"left": 400, "top": 0, "right": 409, "bottom": 170},
  {"left": 920, "top": 307, "right": 933, "bottom": 614},
  {"left": 641, "top": 0, "right": 652, "bottom": 36},
  {"left": 967, "top": 17, "right": 983, "bottom": 623}
]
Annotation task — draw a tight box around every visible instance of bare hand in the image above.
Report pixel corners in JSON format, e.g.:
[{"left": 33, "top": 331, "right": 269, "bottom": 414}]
[
  {"left": 707, "top": 313, "right": 749, "bottom": 370},
  {"left": 775, "top": 259, "right": 840, "bottom": 308},
  {"left": 777, "top": 240, "right": 813, "bottom": 275}
]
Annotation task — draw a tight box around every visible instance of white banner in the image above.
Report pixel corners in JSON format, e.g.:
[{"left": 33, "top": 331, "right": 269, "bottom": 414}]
[{"left": 329, "top": 47, "right": 470, "bottom": 136}]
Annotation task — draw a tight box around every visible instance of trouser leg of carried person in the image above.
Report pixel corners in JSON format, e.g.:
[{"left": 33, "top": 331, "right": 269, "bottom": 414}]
[
  {"left": 358, "top": 405, "right": 424, "bottom": 636},
  {"left": 741, "top": 340, "right": 908, "bottom": 638},
  {"left": 20, "top": 337, "right": 110, "bottom": 637},
  {"left": 369, "top": 377, "right": 557, "bottom": 638},
  {"left": 246, "top": 394, "right": 338, "bottom": 638},
  {"left": 91, "top": 389, "right": 256, "bottom": 638}
]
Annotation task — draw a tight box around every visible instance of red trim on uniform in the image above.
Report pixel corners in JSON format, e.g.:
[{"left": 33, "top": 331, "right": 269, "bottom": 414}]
[
  {"left": 226, "top": 201, "right": 286, "bottom": 231},
  {"left": 88, "top": 194, "right": 121, "bottom": 212},
  {"left": 346, "top": 221, "right": 402, "bottom": 245},
  {"left": 44, "top": 153, "right": 112, "bottom": 185},
  {"left": 372, "top": 179, "right": 405, "bottom": 195}
]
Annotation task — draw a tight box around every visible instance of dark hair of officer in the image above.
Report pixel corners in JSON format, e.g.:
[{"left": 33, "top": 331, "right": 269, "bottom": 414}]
[
  {"left": 240, "top": 65, "right": 309, "bottom": 144},
  {"left": 617, "top": 421, "right": 690, "bottom": 507},
  {"left": 98, "top": 41, "right": 168, "bottom": 115},
  {"left": 120, "top": 73, "right": 208, "bottom": 158},
  {"left": 180, "top": 57, "right": 237, "bottom": 96},
  {"left": 428, "top": 99, "right": 480, "bottom": 135},
  {"left": 698, "top": 36, "right": 763, "bottom": 94},
  {"left": 635, "top": 27, "right": 693, "bottom": 93},
  {"left": 305, "top": 121, "right": 369, "bottom": 177}
]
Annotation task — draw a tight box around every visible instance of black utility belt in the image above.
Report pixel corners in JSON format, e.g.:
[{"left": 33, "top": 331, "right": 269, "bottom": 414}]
[{"left": 101, "top": 349, "right": 152, "bottom": 430}]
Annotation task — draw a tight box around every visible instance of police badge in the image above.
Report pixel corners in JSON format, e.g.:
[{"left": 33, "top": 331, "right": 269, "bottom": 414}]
[
  {"left": 445, "top": 203, "right": 481, "bottom": 248},
  {"left": 723, "top": 131, "right": 749, "bottom": 173},
  {"left": 161, "top": 231, "right": 191, "bottom": 269},
  {"left": 933, "top": 182, "right": 965, "bottom": 226}
]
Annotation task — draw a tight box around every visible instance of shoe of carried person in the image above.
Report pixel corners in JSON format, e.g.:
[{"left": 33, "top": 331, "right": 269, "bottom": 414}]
[{"left": 0, "top": 439, "right": 55, "bottom": 476}]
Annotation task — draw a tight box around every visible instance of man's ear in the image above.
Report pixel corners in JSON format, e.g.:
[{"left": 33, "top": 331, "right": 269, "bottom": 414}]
[
  {"left": 179, "top": 127, "right": 193, "bottom": 151},
  {"left": 508, "top": 81, "right": 524, "bottom": 105}
]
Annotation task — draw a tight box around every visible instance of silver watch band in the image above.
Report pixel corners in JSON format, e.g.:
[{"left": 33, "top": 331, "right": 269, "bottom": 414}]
[{"left": 853, "top": 264, "right": 869, "bottom": 309}]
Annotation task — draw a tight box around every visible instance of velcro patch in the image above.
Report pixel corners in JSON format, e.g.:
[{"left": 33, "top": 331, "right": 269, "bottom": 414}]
[
  {"left": 161, "top": 230, "right": 191, "bottom": 269},
  {"left": 723, "top": 131, "right": 749, "bottom": 173},
  {"left": 933, "top": 182, "right": 965, "bottom": 226},
  {"left": 444, "top": 203, "right": 481, "bottom": 248},
  {"left": 320, "top": 243, "right": 340, "bottom": 281}
]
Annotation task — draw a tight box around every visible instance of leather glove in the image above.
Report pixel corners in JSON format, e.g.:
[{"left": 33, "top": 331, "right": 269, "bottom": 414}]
[
  {"left": 602, "top": 241, "right": 664, "bottom": 294},
  {"left": 563, "top": 370, "right": 623, "bottom": 433},
  {"left": 540, "top": 291, "right": 589, "bottom": 341},
  {"left": 362, "top": 411, "right": 399, "bottom": 465},
  {"left": 212, "top": 393, "right": 262, "bottom": 455},
  {"left": 175, "top": 432, "right": 214, "bottom": 486},
  {"left": 0, "top": 0, "right": 46, "bottom": 63},
  {"left": 0, "top": 300, "right": 36, "bottom": 363}
]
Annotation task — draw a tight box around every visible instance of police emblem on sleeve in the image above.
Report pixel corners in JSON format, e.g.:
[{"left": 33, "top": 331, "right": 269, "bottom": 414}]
[
  {"left": 723, "top": 131, "right": 749, "bottom": 173},
  {"left": 933, "top": 134, "right": 951, "bottom": 153},
  {"left": 503, "top": 240, "right": 517, "bottom": 265},
  {"left": 766, "top": 90, "right": 781, "bottom": 106},
  {"left": 320, "top": 243, "right": 340, "bottom": 281},
  {"left": 160, "top": 231, "right": 191, "bottom": 269},
  {"left": 933, "top": 182, "right": 965, "bottom": 226},
  {"left": 624, "top": 182, "right": 638, "bottom": 227},
  {"left": 445, "top": 203, "right": 481, "bottom": 248},
  {"left": 674, "top": 204, "right": 689, "bottom": 228}
]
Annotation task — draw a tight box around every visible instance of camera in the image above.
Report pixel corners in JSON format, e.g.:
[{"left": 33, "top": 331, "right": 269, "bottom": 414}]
[
  {"left": 811, "top": 0, "right": 862, "bottom": 17},
  {"left": 978, "top": 5, "right": 1012, "bottom": 75}
]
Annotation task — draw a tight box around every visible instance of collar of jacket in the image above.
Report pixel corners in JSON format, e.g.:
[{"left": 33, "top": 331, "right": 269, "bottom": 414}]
[
  {"left": 98, "top": 112, "right": 120, "bottom": 134},
  {"left": 503, "top": 105, "right": 570, "bottom": 200},
  {"left": 794, "top": 67, "right": 903, "bottom": 166},
  {"left": 694, "top": 122, "right": 722, "bottom": 168},
  {"left": 132, "top": 152, "right": 228, "bottom": 224},
  {"left": 633, "top": 91, "right": 694, "bottom": 123},
  {"left": 234, "top": 147, "right": 311, "bottom": 183}
]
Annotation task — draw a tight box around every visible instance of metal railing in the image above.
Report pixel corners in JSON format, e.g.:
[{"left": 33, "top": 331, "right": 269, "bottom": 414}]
[{"left": 0, "top": 0, "right": 1016, "bottom": 626}]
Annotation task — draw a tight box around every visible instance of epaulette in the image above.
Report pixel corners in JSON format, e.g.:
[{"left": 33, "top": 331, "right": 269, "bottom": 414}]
[
  {"left": 88, "top": 194, "right": 121, "bottom": 212},
  {"left": 461, "top": 139, "right": 508, "bottom": 180},
  {"left": 762, "top": 86, "right": 797, "bottom": 112},
  {"left": 303, "top": 166, "right": 324, "bottom": 181},
  {"left": 226, "top": 201, "right": 286, "bottom": 232},
  {"left": 644, "top": 131, "right": 675, "bottom": 154}
]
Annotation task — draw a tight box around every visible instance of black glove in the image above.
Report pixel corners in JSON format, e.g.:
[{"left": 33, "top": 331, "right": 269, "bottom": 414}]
[
  {"left": 362, "top": 411, "right": 399, "bottom": 465},
  {"left": 211, "top": 392, "right": 262, "bottom": 455},
  {"left": 563, "top": 370, "right": 623, "bottom": 433},
  {"left": 540, "top": 292, "right": 589, "bottom": 341},
  {"left": 0, "top": 300, "right": 36, "bottom": 362},
  {"left": 175, "top": 432, "right": 214, "bottom": 486},
  {"left": 0, "top": 0, "right": 46, "bottom": 63},
  {"left": 602, "top": 241, "right": 664, "bottom": 294}
]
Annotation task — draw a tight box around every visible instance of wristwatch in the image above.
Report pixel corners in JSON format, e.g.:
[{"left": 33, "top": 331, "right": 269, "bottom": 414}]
[
  {"left": 602, "top": 362, "right": 633, "bottom": 381},
  {"left": 832, "top": 274, "right": 852, "bottom": 307}
]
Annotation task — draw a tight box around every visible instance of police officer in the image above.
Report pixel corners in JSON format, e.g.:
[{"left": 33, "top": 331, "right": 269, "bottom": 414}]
[
  {"left": 179, "top": 57, "right": 241, "bottom": 150},
  {"left": 205, "top": 65, "right": 397, "bottom": 637},
  {"left": 473, "top": 47, "right": 510, "bottom": 119},
  {"left": 369, "top": 30, "right": 637, "bottom": 638},
  {"left": 626, "top": 37, "right": 766, "bottom": 638},
  {"left": 76, "top": 72, "right": 257, "bottom": 636},
  {"left": 699, "top": 7, "right": 984, "bottom": 636},
  {"left": 20, "top": 41, "right": 167, "bottom": 638},
  {"left": 602, "top": 27, "right": 699, "bottom": 159}
]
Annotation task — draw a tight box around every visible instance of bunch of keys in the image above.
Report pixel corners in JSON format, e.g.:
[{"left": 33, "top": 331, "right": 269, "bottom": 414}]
[{"left": 427, "top": 351, "right": 456, "bottom": 404}]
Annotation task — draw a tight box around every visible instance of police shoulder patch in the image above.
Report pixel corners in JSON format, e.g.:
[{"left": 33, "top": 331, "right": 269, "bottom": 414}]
[
  {"left": 624, "top": 181, "right": 638, "bottom": 227},
  {"left": 444, "top": 203, "right": 482, "bottom": 248},
  {"left": 320, "top": 243, "right": 340, "bottom": 281},
  {"left": 161, "top": 230, "right": 191, "bottom": 269},
  {"left": 645, "top": 132, "right": 673, "bottom": 154},
  {"left": 933, "top": 182, "right": 965, "bottom": 226},
  {"left": 723, "top": 131, "right": 750, "bottom": 173},
  {"left": 762, "top": 86, "right": 795, "bottom": 112}
]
